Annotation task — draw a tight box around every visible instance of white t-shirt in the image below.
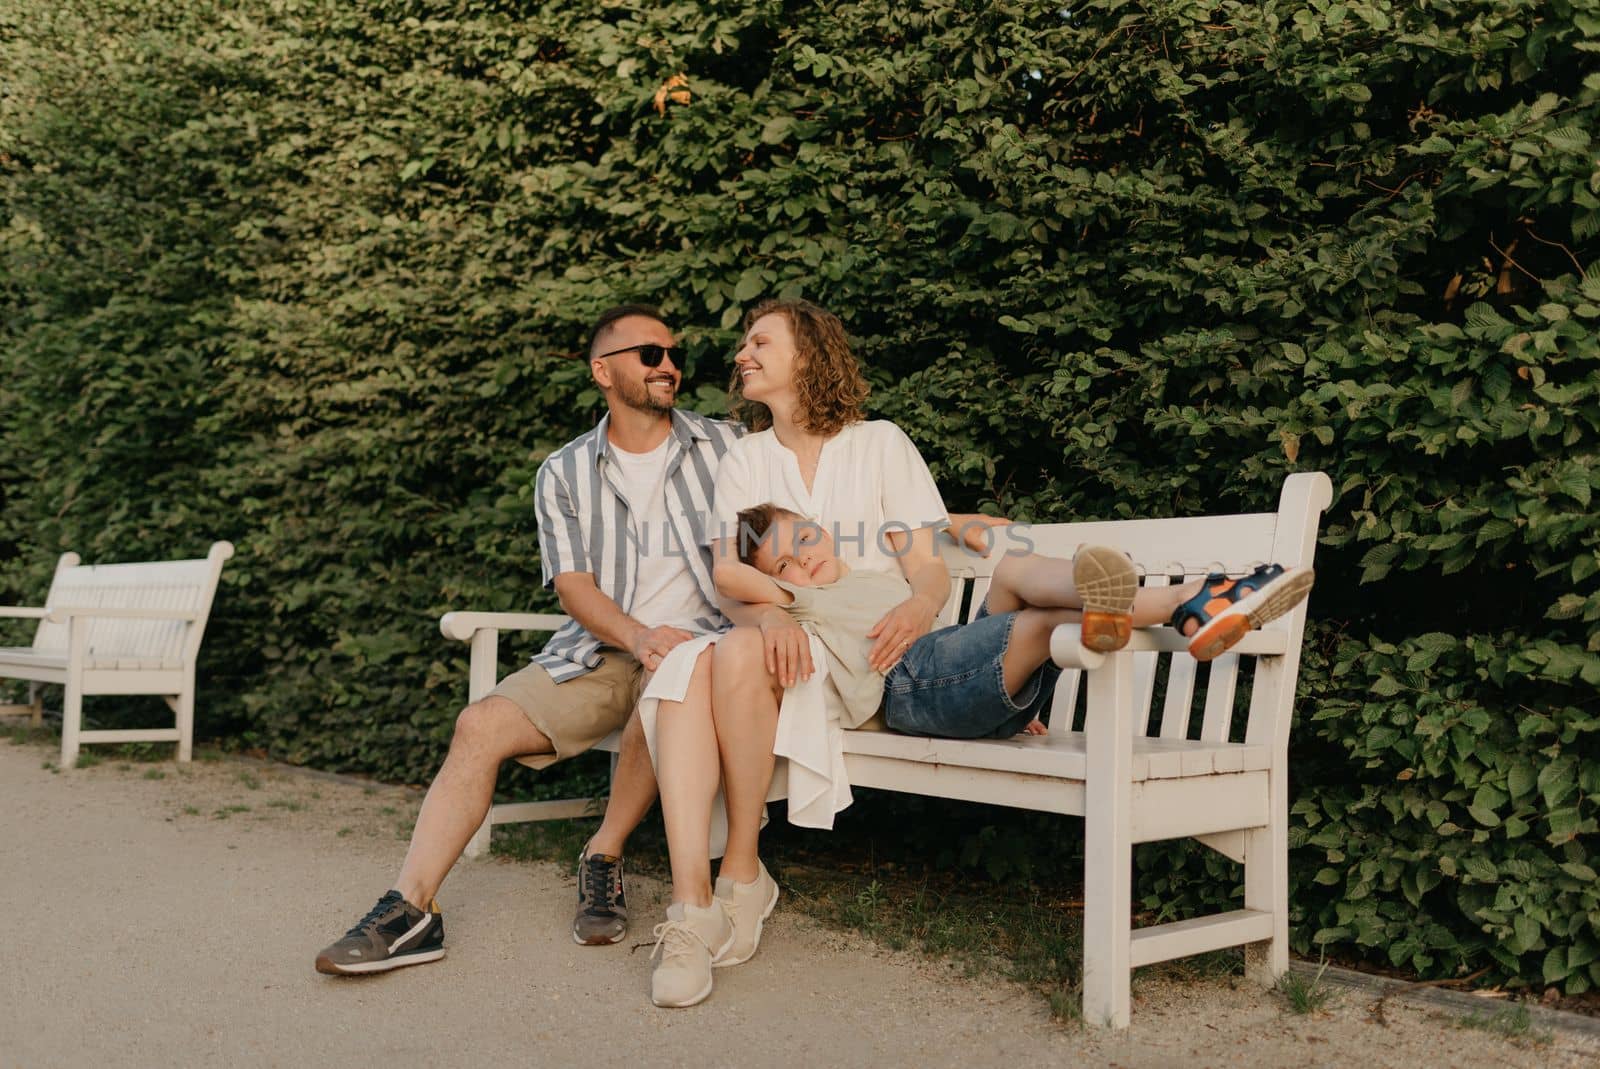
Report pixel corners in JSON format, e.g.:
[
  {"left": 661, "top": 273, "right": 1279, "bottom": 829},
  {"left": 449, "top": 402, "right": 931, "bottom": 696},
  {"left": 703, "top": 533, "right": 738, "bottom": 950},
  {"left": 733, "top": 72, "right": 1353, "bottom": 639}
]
[
  {"left": 706, "top": 420, "right": 949, "bottom": 576},
  {"left": 605, "top": 437, "right": 717, "bottom": 630}
]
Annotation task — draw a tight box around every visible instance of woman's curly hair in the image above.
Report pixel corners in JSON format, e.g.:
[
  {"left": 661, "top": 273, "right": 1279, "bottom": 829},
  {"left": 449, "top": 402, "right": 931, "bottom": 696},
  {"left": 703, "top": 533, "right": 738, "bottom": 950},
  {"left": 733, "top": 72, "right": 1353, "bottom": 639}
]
[{"left": 729, "top": 298, "right": 870, "bottom": 436}]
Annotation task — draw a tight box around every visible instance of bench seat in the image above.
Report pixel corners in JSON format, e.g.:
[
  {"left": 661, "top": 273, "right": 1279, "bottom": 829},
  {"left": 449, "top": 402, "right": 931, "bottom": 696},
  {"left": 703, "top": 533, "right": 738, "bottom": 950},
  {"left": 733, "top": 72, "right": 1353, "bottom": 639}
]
[
  {"left": 840, "top": 728, "right": 1271, "bottom": 782},
  {"left": 0, "top": 648, "right": 186, "bottom": 673}
]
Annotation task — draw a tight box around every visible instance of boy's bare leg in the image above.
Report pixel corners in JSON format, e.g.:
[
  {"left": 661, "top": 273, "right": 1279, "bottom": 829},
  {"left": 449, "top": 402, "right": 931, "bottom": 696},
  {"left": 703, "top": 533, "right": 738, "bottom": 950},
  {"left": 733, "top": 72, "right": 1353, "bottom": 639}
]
[
  {"left": 999, "top": 607, "right": 1079, "bottom": 696},
  {"left": 586, "top": 707, "right": 659, "bottom": 856},
  {"left": 656, "top": 648, "right": 720, "bottom": 908},
  {"left": 709, "top": 628, "right": 783, "bottom": 886},
  {"left": 394, "top": 696, "right": 555, "bottom": 907},
  {"left": 988, "top": 552, "right": 1204, "bottom": 626}
]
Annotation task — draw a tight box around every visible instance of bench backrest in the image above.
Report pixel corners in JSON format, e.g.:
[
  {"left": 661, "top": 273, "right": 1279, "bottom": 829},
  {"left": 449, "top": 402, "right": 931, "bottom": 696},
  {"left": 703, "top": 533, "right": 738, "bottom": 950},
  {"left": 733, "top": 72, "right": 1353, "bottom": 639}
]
[
  {"left": 935, "top": 473, "right": 1332, "bottom": 752},
  {"left": 31, "top": 542, "right": 235, "bottom": 666}
]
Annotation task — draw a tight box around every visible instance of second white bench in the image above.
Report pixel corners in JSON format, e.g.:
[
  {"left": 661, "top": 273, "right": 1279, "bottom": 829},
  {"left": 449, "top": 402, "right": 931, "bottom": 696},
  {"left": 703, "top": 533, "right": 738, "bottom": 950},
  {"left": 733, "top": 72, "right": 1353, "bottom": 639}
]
[{"left": 0, "top": 542, "right": 235, "bottom": 766}]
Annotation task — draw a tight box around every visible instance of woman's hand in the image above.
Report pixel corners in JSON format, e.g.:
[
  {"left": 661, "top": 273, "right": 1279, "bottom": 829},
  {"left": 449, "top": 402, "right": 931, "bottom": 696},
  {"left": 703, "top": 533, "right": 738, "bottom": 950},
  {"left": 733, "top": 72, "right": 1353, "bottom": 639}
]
[
  {"left": 759, "top": 607, "right": 813, "bottom": 688},
  {"left": 947, "top": 513, "right": 1014, "bottom": 558},
  {"left": 866, "top": 594, "right": 940, "bottom": 673}
]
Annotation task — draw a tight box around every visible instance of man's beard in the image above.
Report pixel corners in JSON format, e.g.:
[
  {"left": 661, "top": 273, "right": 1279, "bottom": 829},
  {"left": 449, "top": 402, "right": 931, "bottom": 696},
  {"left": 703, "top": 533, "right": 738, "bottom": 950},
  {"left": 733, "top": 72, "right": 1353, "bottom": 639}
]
[{"left": 616, "top": 375, "right": 676, "bottom": 414}]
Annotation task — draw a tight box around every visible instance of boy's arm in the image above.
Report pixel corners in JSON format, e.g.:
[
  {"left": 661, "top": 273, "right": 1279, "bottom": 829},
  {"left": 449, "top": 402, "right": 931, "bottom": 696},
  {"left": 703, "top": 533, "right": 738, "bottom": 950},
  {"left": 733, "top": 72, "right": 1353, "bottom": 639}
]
[
  {"left": 712, "top": 560, "right": 793, "bottom": 606},
  {"left": 710, "top": 536, "right": 813, "bottom": 687}
]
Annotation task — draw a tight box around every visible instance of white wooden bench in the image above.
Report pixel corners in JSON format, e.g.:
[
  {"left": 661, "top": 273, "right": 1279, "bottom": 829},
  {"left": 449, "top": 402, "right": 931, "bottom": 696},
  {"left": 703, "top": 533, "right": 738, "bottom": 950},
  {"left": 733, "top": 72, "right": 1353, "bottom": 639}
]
[
  {"left": 439, "top": 473, "right": 1331, "bottom": 1027},
  {"left": 0, "top": 542, "right": 235, "bottom": 767}
]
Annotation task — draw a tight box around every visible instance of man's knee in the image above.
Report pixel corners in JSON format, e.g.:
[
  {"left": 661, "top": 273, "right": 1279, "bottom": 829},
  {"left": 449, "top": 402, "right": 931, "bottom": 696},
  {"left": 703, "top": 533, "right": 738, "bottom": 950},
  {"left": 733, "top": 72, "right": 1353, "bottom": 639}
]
[{"left": 451, "top": 696, "right": 549, "bottom": 761}]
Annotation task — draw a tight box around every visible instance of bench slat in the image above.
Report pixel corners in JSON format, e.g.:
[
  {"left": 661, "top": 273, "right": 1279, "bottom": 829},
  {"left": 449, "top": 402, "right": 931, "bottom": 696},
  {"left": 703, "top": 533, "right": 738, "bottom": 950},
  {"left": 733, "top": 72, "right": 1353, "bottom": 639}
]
[{"left": 1129, "top": 909, "right": 1275, "bottom": 968}]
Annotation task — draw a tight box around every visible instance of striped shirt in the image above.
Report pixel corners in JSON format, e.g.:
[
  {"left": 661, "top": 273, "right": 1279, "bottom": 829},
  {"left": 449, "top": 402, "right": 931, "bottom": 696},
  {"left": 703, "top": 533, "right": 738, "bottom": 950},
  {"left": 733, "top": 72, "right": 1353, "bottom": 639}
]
[{"left": 532, "top": 408, "right": 745, "bottom": 682}]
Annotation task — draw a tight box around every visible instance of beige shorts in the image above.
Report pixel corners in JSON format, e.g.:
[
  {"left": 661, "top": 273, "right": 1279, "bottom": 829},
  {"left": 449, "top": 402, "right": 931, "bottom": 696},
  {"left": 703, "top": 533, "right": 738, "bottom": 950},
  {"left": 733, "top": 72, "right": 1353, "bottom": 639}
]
[{"left": 489, "top": 653, "right": 644, "bottom": 770}]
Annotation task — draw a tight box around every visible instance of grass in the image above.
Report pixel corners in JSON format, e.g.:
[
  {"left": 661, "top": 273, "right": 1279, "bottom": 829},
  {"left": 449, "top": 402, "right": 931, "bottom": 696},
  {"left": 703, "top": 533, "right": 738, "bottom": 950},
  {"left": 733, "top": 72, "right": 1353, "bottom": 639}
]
[
  {"left": 0, "top": 721, "right": 54, "bottom": 747},
  {"left": 236, "top": 771, "right": 261, "bottom": 790},
  {"left": 182, "top": 805, "right": 201, "bottom": 816},
  {"left": 266, "top": 798, "right": 303, "bottom": 812},
  {"left": 212, "top": 804, "right": 251, "bottom": 820},
  {"left": 143, "top": 768, "right": 166, "bottom": 781},
  {"left": 1278, "top": 958, "right": 1336, "bottom": 1014},
  {"left": 1458, "top": 1005, "right": 1551, "bottom": 1045}
]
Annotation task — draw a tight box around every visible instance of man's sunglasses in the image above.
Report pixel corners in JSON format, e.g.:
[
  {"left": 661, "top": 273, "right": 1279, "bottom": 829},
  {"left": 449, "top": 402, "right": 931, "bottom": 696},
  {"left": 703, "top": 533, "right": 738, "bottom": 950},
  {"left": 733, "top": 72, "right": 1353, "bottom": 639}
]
[{"left": 594, "top": 343, "right": 690, "bottom": 373}]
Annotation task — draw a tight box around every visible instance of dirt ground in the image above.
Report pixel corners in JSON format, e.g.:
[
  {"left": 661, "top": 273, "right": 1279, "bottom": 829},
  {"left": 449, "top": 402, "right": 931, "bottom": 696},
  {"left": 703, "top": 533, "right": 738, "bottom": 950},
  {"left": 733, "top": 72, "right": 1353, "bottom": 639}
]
[{"left": 1, "top": 735, "right": 1593, "bottom": 1068}]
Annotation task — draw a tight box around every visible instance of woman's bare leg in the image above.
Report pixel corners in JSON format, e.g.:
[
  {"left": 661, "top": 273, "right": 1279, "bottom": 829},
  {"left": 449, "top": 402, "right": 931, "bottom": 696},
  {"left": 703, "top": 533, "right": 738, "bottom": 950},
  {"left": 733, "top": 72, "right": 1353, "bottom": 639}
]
[
  {"left": 710, "top": 628, "right": 783, "bottom": 886},
  {"left": 655, "top": 648, "right": 719, "bottom": 908}
]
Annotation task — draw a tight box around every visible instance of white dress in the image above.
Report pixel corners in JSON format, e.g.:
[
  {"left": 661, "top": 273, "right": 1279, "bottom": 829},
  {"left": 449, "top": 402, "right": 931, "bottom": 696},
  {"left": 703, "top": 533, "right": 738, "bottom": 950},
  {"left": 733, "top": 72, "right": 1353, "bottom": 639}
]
[{"left": 639, "top": 419, "right": 950, "bottom": 852}]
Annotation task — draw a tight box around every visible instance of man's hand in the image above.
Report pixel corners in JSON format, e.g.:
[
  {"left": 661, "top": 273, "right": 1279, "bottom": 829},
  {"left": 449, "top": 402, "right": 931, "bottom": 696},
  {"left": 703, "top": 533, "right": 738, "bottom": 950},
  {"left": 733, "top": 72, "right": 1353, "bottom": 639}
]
[
  {"left": 630, "top": 625, "right": 696, "bottom": 672},
  {"left": 947, "top": 513, "right": 1014, "bottom": 557},
  {"left": 759, "top": 608, "right": 814, "bottom": 688},
  {"left": 866, "top": 594, "right": 940, "bottom": 673}
]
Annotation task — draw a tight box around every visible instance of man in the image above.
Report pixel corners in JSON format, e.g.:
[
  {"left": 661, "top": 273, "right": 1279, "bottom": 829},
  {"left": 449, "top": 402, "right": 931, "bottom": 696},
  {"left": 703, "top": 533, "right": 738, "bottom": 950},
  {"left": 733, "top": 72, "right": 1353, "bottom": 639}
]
[{"left": 315, "top": 304, "right": 739, "bottom": 974}]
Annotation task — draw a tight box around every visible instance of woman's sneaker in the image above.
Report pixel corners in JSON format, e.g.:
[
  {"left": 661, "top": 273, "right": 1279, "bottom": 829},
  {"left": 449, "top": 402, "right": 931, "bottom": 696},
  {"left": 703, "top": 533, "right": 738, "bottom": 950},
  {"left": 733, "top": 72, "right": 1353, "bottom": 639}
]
[
  {"left": 713, "top": 861, "right": 779, "bottom": 967},
  {"left": 1074, "top": 545, "right": 1139, "bottom": 652},
  {"left": 1171, "top": 564, "right": 1316, "bottom": 661},
  {"left": 650, "top": 901, "right": 734, "bottom": 1008},
  {"left": 314, "top": 890, "right": 445, "bottom": 975}
]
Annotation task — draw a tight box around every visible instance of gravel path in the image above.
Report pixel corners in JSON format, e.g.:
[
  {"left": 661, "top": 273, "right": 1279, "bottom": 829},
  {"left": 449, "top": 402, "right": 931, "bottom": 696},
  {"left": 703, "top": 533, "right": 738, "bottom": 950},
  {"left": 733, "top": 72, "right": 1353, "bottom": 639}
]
[{"left": 1, "top": 736, "right": 1590, "bottom": 1068}]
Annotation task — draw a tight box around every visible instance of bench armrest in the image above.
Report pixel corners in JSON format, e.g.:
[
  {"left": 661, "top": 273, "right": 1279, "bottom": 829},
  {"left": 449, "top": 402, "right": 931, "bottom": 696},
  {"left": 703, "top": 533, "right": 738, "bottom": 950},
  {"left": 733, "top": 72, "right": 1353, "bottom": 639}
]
[
  {"left": 0, "top": 605, "right": 49, "bottom": 619},
  {"left": 45, "top": 606, "right": 203, "bottom": 624},
  {"left": 439, "top": 611, "right": 571, "bottom": 643}
]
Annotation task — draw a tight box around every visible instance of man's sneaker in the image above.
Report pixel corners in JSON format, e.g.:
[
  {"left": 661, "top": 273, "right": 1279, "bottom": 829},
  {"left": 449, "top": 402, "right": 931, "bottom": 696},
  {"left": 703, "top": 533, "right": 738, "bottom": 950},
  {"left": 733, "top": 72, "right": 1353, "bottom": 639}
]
[
  {"left": 573, "top": 848, "right": 628, "bottom": 946},
  {"left": 649, "top": 901, "right": 734, "bottom": 1008},
  {"left": 713, "top": 860, "right": 779, "bottom": 967},
  {"left": 314, "top": 890, "right": 444, "bottom": 975},
  {"left": 1074, "top": 545, "right": 1139, "bottom": 652},
  {"left": 1171, "top": 564, "right": 1317, "bottom": 661}
]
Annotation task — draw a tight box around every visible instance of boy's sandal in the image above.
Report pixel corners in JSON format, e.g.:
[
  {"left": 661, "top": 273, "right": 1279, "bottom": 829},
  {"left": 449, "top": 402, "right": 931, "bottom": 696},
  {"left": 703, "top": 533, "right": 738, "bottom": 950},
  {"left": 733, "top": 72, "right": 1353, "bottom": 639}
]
[
  {"left": 1074, "top": 545, "right": 1139, "bottom": 652},
  {"left": 1171, "top": 564, "right": 1316, "bottom": 662}
]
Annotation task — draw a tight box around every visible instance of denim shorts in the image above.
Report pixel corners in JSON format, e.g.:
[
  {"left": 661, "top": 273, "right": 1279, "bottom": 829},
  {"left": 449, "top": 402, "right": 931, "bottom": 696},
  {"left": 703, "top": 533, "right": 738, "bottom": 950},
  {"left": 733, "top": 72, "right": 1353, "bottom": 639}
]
[{"left": 881, "top": 599, "right": 1061, "bottom": 739}]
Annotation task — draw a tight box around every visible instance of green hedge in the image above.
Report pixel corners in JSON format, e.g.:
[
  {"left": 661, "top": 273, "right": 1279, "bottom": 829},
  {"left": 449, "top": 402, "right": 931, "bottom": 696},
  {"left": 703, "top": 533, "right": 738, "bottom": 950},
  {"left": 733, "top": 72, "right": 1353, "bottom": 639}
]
[{"left": 2, "top": 0, "right": 1596, "bottom": 992}]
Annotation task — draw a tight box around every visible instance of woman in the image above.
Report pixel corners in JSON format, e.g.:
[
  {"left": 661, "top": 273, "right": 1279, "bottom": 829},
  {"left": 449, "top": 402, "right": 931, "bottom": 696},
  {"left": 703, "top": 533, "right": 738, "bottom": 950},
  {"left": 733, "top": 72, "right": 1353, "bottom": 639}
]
[{"left": 645, "top": 299, "right": 1311, "bottom": 1007}]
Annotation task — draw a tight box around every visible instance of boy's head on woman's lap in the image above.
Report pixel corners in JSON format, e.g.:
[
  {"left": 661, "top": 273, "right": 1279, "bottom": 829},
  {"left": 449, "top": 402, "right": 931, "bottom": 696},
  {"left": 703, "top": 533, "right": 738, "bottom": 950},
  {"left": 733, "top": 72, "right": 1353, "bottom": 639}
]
[
  {"left": 736, "top": 503, "right": 844, "bottom": 588},
  {"left": 731, "top": 299, "right": 870, "bottom": 436}
]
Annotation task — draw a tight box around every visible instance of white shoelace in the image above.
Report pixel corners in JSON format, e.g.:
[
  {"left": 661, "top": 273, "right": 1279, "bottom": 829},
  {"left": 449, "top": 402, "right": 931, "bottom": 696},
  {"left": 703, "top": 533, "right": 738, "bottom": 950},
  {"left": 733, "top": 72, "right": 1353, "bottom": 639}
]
[{"left": 650, "top": 918, "right": 710, "bottom": 962}]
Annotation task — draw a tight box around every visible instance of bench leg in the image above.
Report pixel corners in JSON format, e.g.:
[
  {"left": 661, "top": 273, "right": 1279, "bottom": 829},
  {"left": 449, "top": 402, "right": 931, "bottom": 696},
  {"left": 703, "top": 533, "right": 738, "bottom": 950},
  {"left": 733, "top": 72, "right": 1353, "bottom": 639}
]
[
  {"left": 1243, "top": 785, "right": 1289, "bottom": 987},
  {"left": 61, "top": 618, "right": 85, "bottom": 769},
  {"left": 30, "top": 682, "right": 43, "bottom": 725},
  {"left": 62, "top": 676, "right": 83, "bottom": 771},
  {"left": 175, "top": 685, "right": 194, "bottom": 763},
  {"left": 1082, "top": 653, "right": 1134, "bottom": 1029}
]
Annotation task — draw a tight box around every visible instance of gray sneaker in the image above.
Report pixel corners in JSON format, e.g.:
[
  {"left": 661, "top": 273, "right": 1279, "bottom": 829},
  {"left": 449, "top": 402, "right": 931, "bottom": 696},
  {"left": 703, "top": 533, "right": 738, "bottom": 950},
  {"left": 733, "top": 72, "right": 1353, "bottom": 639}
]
[
  {"left": 314, "top": 890, "right": 445, "bottom": 975},
  {"left": 713, "top": 861, "right": 779, "bottom": 967},
  {"left": 573, "top": 849, "right": 628, "bottom": 945}
]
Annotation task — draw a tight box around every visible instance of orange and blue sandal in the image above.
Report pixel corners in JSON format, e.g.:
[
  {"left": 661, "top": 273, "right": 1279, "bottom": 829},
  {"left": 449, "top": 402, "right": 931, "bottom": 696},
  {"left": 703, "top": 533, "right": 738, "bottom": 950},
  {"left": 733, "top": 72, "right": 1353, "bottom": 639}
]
[
  {"left": 1073, "top": 545, "right": 1140, "bottom": 652},
  {"left": 1172, "top": 564, "right": 1316, "bottom": 662}
]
